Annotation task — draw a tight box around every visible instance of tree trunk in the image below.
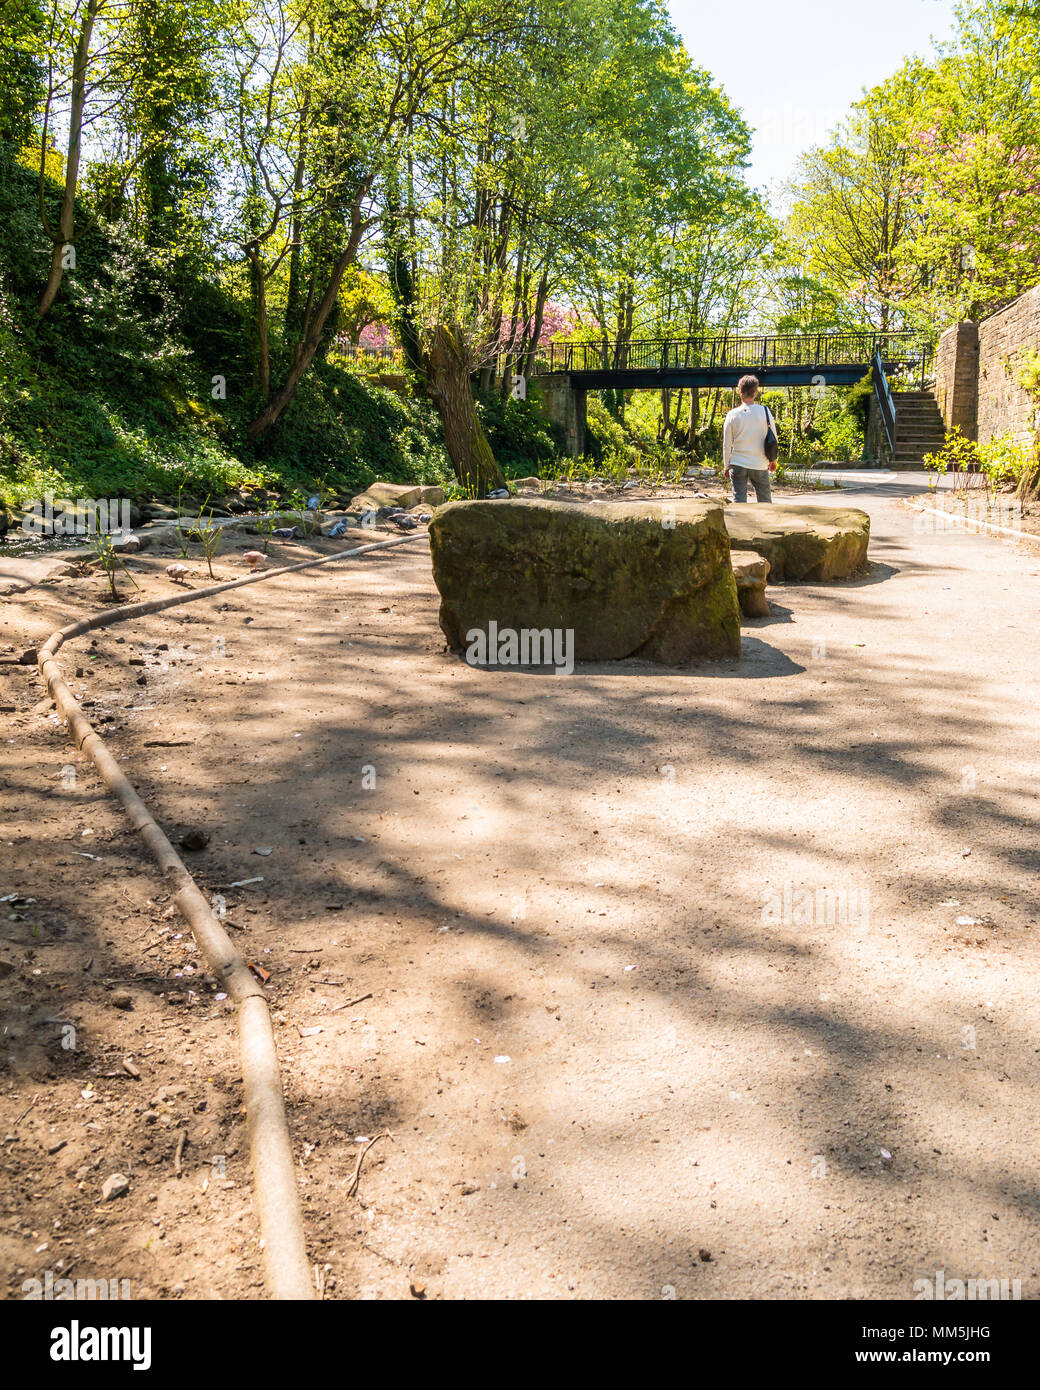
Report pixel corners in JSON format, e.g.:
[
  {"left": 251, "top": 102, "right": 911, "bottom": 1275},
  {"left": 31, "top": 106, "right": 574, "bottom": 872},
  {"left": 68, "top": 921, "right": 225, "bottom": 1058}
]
[
  {"left": 284, "top": 119, "right": 310, "bottom": 339},
  {"left": 250, "top": 252, "right": 270, "bottom": 402},
  {"left": 246, "top": 205, "right": 366, "bottom": 439},
  {"left": 428, "top": 324, "right": 505, "bottom": 496},
  {"left": 384, "top": 180, "right": 424, "bottom": 381},
  {"left": 37, "top": 0, "right": 99, "bottom": 318},
  {"left": 521, "top": 266, "right": 551, "bottom": 382},
  {"left": 37, "top": 243, "right": 68, "bottom": 320}
]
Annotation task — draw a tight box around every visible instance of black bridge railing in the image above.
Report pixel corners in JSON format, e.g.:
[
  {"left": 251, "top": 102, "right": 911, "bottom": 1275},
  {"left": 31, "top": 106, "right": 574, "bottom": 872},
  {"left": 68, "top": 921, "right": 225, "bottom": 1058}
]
[{"left": 533, "top": 331, "right": 932, "bottom": 379}]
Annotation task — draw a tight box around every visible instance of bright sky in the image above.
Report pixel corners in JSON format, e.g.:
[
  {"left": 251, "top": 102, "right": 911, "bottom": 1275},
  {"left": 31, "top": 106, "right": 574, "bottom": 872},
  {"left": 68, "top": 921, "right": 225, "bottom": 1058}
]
[{"left": 668, "top": 0, "right": 961, "bottom": 201}]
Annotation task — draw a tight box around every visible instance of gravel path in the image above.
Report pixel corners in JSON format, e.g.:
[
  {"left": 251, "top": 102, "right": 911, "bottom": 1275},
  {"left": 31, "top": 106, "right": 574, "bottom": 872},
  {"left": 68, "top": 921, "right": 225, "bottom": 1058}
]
[{"left": 2, "top": 478, "right": 1038, "bottom": 1300}]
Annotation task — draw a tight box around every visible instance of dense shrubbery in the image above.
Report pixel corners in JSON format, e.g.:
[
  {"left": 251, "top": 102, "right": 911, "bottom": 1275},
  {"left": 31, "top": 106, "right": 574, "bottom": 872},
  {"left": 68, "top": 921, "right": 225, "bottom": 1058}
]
[
  {"left": 0, "top": 149, "right": 452, "bottom": 507},
  {"left": 582, "top": 396, "right": 641, "bottom": 472},
  {"left": 475, "top": 390, "right": 561, "bottom": 476},
  {"left": 764, "top": 387, "right": 864, "bottom": 466}
]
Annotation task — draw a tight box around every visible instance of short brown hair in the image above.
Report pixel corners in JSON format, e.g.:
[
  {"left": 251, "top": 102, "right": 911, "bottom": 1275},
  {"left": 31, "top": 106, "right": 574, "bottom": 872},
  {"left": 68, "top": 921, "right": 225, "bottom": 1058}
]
[{"left": 738, "top": 375, "right": 760, "bottom": 400}]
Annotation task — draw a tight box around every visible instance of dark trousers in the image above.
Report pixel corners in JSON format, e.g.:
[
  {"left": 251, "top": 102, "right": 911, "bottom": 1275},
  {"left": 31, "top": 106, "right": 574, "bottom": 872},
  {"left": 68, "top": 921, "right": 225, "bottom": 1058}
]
[{"left": 731, "top": 466, "right": 773, "bottom": 503}]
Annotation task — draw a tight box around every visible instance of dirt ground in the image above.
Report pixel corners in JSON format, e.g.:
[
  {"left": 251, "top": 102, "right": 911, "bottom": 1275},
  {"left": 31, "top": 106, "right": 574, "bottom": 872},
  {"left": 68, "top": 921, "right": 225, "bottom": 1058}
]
[{"left": 2, "top": 479, "right": 1039, "bottom": 1301}]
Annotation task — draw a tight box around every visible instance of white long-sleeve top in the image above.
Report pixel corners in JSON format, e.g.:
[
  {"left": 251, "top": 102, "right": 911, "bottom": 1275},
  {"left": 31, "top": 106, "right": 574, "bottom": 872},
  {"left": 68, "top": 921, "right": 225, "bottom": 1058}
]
[{"left": 723, "top": 401, "right": 776, "bottom": 470}]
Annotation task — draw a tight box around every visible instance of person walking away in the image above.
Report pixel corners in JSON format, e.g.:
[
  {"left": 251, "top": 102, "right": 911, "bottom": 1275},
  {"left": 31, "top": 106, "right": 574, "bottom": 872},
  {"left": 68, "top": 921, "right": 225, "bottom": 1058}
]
[{"left": 724, "top": 375, "right": 777, "bottom": 503}]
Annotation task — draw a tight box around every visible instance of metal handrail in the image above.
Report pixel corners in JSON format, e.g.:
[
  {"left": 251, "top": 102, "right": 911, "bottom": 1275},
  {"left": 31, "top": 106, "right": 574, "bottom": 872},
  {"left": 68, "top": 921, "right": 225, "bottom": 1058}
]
[{"left": 872, "top": 350, "right": 897, "bottom": 454}]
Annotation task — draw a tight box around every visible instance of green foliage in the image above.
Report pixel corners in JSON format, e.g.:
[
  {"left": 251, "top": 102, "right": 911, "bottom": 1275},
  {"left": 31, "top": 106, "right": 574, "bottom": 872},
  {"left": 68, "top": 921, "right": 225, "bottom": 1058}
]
[
  {"left": 787, "top": 1, "right": 1040, "bottom": 331},
  {"left": 0, "top": 0, "right": 45, "bottom": 148},
  {"left": 1016, "top": 347, "right": 1040, "bottom": 400},
  {"left": 582, "top": 396, "right": 640, "bottom": 474},
  {"left": 254, "top": 368, "right": 451, "bottom": 493},
  {"left": 978, "top": 432, "right": 1034, "bottom": 489},
  {"left": 0, "top": 145, "right": 450, "bottom": 508},
  {"left": 89, "top": 530, "right": 141, "bottom": 600},
  {"left": 819, "top": 412, "right": 864, "bottom": 463},
  {"left": 846, "top": 373, "right": 874, "bottom": 431},
  {"left": 923, "top": 425, "right": 1035, "bottom": 494},
  {"left": 474, "top": 391, "right": 560, "bottom": 477}
]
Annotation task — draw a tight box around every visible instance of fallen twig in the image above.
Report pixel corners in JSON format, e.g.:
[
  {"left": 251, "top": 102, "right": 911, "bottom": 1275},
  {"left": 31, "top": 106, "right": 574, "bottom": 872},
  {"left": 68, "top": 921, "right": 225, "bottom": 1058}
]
[
  {"left": 360, "top": 1240, "right": 399, "bottom": 1267},
  {"left": 346, "top": 1130, "right": 393, "bottom": 1198},
  {"left": 173, "top": 1129, "right": 187, "bottom": 1175},
  {"left": 15, "top": 1093, "right": 39, "bottom": 1125},
  {"left": 330, "top": 993, "right": 373, "bottom": 1013}
]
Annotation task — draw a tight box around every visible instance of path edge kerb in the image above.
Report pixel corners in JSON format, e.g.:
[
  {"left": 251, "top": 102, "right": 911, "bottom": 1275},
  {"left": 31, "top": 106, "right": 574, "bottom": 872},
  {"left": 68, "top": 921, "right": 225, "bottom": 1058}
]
[
  {"left": 34, "top": 532, "right": 426, "bottom": 1300},
  {"left": 905, "top": 498, "right": 1040, "bottom": 547}
]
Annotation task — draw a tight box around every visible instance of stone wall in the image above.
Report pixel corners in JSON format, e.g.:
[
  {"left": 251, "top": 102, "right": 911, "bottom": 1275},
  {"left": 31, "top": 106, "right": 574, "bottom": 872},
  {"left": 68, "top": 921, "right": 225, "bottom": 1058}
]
[
  {"left": 977, "top": 285, "right": 1040, "bottom": 447},
  {"left": 934, "top": 321, "right": 979, "bottom": 439},
  {"left": 933, "top": 288, "right": 1040, "bottom": 447}
]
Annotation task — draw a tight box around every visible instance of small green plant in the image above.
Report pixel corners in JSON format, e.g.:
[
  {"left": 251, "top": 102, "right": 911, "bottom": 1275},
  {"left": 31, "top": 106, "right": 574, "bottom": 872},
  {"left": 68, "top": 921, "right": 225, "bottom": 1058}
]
[
  {"left": 775, "top": 462, "right": 832, "bottom": 491},
  {"left": 189, "top": 496, "right": 222, "bottom": 579},
  {"left": 287, "top": 482, "right": 333, "bottom": 536},
  {"left": 442, "top": 477, "right": 481, "bottom": 501},
  {"left": 90, "top": 531, "right": 140, "bottom": 600},
  {"left": 252, "top": 499, "right": 279, "bottom": 555},
  {"left": 308, "top": 477, "right": 335, "bottom": 530},
  {"left": 924, "top": 428, "right": 979, "bottom": 490}
]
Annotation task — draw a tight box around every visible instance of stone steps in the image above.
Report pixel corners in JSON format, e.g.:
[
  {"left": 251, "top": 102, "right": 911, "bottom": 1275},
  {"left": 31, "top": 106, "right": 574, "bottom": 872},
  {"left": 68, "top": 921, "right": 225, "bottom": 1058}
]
[{"left": 888, "top": 388, "right": 946, "bottom": 465}]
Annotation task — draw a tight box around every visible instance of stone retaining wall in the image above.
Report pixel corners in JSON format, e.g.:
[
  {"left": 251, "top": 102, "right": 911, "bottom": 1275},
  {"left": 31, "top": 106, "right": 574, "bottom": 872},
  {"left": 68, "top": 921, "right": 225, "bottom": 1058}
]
[
  {"left": 977, "top": 285, "right": 1040, "bottom": 447},
  {"left": 935, "top": 286, "right": 1040, "bottom": 445}
]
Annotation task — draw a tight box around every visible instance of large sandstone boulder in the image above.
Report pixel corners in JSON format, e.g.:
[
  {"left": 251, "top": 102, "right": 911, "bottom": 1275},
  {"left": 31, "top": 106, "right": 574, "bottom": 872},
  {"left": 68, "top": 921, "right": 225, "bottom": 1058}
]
[
  {"left": 349, "top": 482, "right": 423, "bottom": 512},
  {"left": 429, "top": 498, "right": 740, "bottom": 664},
  {"left": 725, "top": 504, "right": 869, "bottom": 581}
]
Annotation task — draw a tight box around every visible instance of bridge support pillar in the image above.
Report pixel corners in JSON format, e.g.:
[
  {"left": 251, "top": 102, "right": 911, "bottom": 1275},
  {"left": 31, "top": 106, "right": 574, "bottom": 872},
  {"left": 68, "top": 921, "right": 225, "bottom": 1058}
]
[{"left": 536, "top": 374, "right": 586, "bottom": 459}]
